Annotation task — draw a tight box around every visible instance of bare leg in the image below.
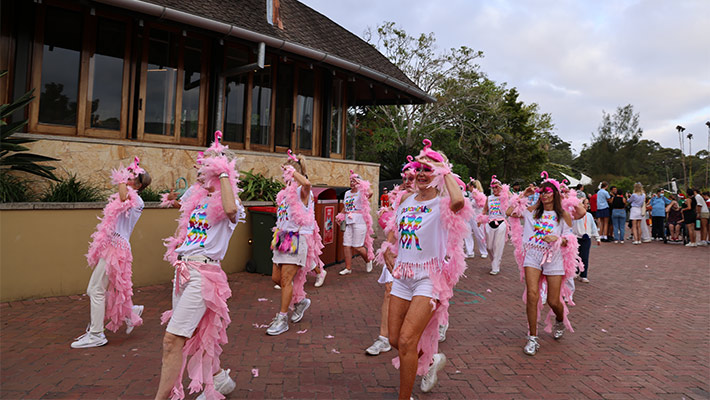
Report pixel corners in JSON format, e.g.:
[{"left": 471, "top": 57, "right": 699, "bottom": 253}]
[
  {"left": 344, "top": 246, "right": 353, "bottom": 270},
  {"left": 379, "top": 283, "right": 392, "bottom": 337},
  {"left": 524, "top": 267, "right": 542, "bottom": 336},
  {"left": 545, "top": 275, "right": 565, "bottom": 322},
  {"left": 396, "top": 296, "right": 437, "bottom": 400},
  {"left": 271, "top": 263, "right": 281, "bottom": 286},
  {"left": 279, "top": 264, "right": 299, "bottom": 313},
  {"left": 155, "top": 332, "right": 187, "bottom": 400},
  {"left": 353, "top": 246, "right": 369, "bottom": 262}
]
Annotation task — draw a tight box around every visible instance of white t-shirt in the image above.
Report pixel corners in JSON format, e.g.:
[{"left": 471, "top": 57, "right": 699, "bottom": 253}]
[
  {"left": 394, "top": 195, "right": 446, "bottom": 279},
  {"left": 175, "top": 198, "right": 242, "bottom": 261},
  {"left": 522, "top": 209, "right": 570, "bottom": 252},
  {"left": 114, "top": 195, "right": 144, "bottom": 242},
  {"left": 276, "top": 186, "right": 315, "bottom": 234},
  {"left": 343, "top": 189, "right": 365, "bottom": 225},
  {"left": 487, "top": 195, "right": 505, "bottom": 221},
  {"left": 695, "top": 194, "right": 709, "bottom": 213}
]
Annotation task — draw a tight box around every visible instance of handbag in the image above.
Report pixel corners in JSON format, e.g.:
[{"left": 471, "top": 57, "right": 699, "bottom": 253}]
[{"left": 270, "top": 229, "right": 300, "bottom": 254}]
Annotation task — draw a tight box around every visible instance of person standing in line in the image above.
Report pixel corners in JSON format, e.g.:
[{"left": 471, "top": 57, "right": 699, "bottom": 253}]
[
  {"left": 694, "top": 188, "right": 709, "bottom": 245},
  {"left": 266, "top": 151, "right": 324, "bottom": 335},
  {"left": 156, "top": 132, "right": 244, "bottom": 400},
  {"left": 609, "top": 186, "right": 627, "bottom": 243},
  {"left": 480, "top": 176, "right": 511, "bottom": 275},
  {"left": 628, "top": 183, "right": 646, "bottom": 245},
  {"left": 666, "top": 195, "right": 684, "bottom": 242},
  {"left": 338, "top": 171, "right": 374, "bottom": 275},
  {"left": 72, "top": 157, "right": 151, "bottom": 349},
  {"left": 683, "top": 189, "right": 699, "bottom": 247},
  {"left": 649, "top": 189, "right": 671, "bottom": 241},
  {"left": 379, "top": 139, "right": 471, "bottom": 399},
  {"left": 595, "top": 182, "right": 611, "bottom": 242},
  {"left": 573, "top": 198, "right": 600, "bottom": 283}
]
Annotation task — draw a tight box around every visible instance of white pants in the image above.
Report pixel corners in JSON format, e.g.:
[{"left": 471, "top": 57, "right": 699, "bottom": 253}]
[
  {"left": 485, "top": 221, "right": 507, "bottom": 273},
  {"left": 640, "top": 214, "right": 652, "bottom": 241},
  {"left": 87, "top": 258, "right": 110, "bottom": 333},
  {"left": 464, "top": 219, "right": 487, "bottom": 256}
]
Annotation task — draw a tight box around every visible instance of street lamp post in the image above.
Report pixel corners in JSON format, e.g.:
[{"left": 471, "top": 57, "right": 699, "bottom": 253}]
[
  {"left": 687, "top": 132, "right": 694, "bottom": 188},
  {"left": 676, "top": 125, "right": 687, "bottom": 189},
  {"left": 706, "top": 121, "right": 710, "bottom": 189}
]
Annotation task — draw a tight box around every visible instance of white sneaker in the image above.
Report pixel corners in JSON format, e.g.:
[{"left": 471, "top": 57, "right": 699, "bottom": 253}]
[
  {"left": 365, "top": 336, "right": 391, "bottom": 355},
  {"left": 274, "top": 284, "right": 281, "bottom": 289},
  {"left": 339, "top": 268, "right": 352, "bottom": 275},
  {"left": 685, "top": 242, "right": 697, "bottom": 247},
  {"left": 315, "top": 270, "right": 327, "bottom": 287},
  {"left": 465, "top": 253, "right": 475, "bottom": 259},
  {"left": 420, "top": 353, "right": 446, "bottom": 393},
  {"left": 553, "top": 320, "right": 565, "bottom": 340},
  {"left": 125, "top": 305, "right": 144, "bottom": 334},
  {"left": 581, "top": 277, "right": 590, "bottom": 283},
  {"left": 489, "top": 270, "right": 499, "bottom": 275},
  {"left": 642, "top": 239, "right": 652, "bottom": 243},
  {"left": 266, "top": 313, "right": 289, "bottom": 335},
  {"left": 196, "top": 368, "right": 236, "bottom": 400},
  {"left": 438, "top": 323, "right": 449, "bottom": 343},
  {"left": 71, "top": 330, "right": 107, "bottom": 349},
  {"left": 523, "top": 335, "right": 539, "bottom": 355},
  {"left": 290, "top": 298, "right": 311, "bottom": 323},
  {"left": 480, "top": 254, "right": 488, "bottom": 259},
  {"left": 366, "top": 261, "right": 373, "bottom": 272}
]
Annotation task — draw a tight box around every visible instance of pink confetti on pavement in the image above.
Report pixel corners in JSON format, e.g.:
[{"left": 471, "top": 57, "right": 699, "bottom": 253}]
[
  {"left": 644, "top": 265, "right": 649, "bottom": 268},
  {"left": 297, "top": 329, "right": 308, "bottom": 334},
  {"left": 486, "top": 289, "right": 492, "bottom": 293},
  {"left": 331, "top": 349, "right": 340, "bottom": 354},
  {"left": 253, "top": 323, "right": 269, "bottom": 328},
  {"left": 258, "top": 298, "right": 268, "bottom": 302},
  {"left": 325, "top": 335, "right": 334, "bottom": 339},
  {"left": 251, "top": 368, "right": 259, "bottom": 377},
  {"left": 601, "top": 329, "right": 608, "bottom": 333},
  {"left": 645, "top": 327, "right": 653, "bottom": 331}
]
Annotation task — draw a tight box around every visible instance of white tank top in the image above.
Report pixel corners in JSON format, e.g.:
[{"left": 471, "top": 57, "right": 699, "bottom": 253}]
[
  {"left": 487, "top": 195, "right": 505, "bottom": 221},
  {"left": 276, "top": 186, "right": 315, "bottom": 234},
  {"left": 394, "top": 195, "right": 446, "bottom": 279}
]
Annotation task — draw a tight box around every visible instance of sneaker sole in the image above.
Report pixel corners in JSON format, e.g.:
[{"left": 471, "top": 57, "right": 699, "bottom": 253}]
[
  {"left": 71, "top": 339, "right": 108, "bottom": 349},
  {"left": 126, "top": 305, "right": 145, "bottom": 335},
  {"left": 266, "top": 325, "right": 289, "bottom": 335}
]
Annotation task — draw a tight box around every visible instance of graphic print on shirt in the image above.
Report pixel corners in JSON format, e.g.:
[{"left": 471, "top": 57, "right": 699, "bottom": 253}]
[
  {"left": 345, "top": 196, "right": 357, "bottom": 212},
  {"left": 398, "top": 205, "right": 432, "bottom": 251},
  {"left": 277, "top": 203, "right": 289, "bottom": 224},
  {"left": 489, "top": 197, "right": 502, "bottom": 217},
  {"left": 530, "top": 213, "right": 557, "bottom": 245},
  {"left": 184, "top": 203, "right": 210, "bottom": 247}
]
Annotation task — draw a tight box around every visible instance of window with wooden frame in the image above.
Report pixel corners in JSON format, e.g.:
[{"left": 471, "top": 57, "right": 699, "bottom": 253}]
[
  {"left": 329, "top": 77, "right": 347, "bottom": 158},
  {"left": 220, "top": 45, "right": 250, "bottom": 148},
  {"left": 136, "top": 25, "right": 208, "bottom": 146},
  {"left": 28, "top": 3, "right": 131, "bottom": 139},
  {"left": 249, "top": 55, "right": 274, "bottom": 151}
]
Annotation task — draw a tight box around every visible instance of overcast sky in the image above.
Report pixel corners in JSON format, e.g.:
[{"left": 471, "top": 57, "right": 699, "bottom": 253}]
[{"left": 301, "top": 0, "right": 710, "bottom": 155}]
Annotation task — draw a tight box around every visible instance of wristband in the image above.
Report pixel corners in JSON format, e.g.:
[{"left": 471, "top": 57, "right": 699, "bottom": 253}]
[{"left": 219, "top": 173, "right": 229, "bottom": 179}]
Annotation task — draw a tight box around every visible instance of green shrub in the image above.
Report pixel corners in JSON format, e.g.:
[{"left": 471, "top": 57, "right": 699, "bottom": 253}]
[
  {"left": 138, "top": 186, "right": 163, "bottom": 202},
  {"left": 40, "top": 174, "right": 105, "bottom": 202},
  {"left": 0, "top": 172, "right": 33, "bottom": 202},
  {"left": 239, "top": 170, "right": 284, "bottom": 203}
]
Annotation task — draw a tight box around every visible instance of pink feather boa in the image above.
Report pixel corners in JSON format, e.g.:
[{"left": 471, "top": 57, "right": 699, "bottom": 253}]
[
  {"left": 274, "top": 169, "right": 324, "bottom": 308},
  {"left": 160, "top": 262, "right": 231, "bottom": 400},
  {"left": 391, "top": 195, "right": 474, "bottom": 375},
  {"left": 472, "top": 189, "right": 487, "bottom": 209},
  {"left": 508, "top": 195, "right": 529, "bottom": 268},
  {"left": 355, "top": 179, "right": 375, "bottom": 260},
  {"left": 85, "top": 188, "right": 142, "bottom": 332}
]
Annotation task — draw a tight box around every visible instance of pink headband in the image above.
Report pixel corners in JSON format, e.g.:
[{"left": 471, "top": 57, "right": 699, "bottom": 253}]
[
  {"left": 538, "top": 171, "right": 561, "bottom": 192},
  {"left": 416, "top": 139, "right": 445, "bottom": 163},
  {"left": 490, "top": 175, "right": 501, "bottom": 187},
  {"left": 401, "top": 155, "right": 420, "bottom": 173}
]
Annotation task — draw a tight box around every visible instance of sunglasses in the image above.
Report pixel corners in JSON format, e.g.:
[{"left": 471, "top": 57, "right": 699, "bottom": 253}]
[
  {"left": 535, "top": 187, "right": 554, "bottom": 194},
  {"left": 415, "top": 166, "right": 433, "bottom": 173}
]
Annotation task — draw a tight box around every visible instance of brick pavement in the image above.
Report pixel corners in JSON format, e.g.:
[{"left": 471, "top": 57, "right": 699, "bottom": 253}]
[{"left": 1, "top": 238, "right": 709, "bottom": 399}]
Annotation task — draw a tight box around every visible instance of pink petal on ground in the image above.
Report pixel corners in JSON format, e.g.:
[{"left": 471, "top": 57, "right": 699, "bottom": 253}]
[
  {"left": 601, "top": 329, "right": 608, "bottom": 333},
  {"left": 325, "top": 335, "right": 334, "bottom": 339},
  {"left": 258, "top": 298, "right": 268, "bottom": 302},
  {"left": 297, "top": 329, "right": 308, "bottom": 334},
  {"left": 251, "top": 368, "right": 259, "bottom": 377},
  {"left": 486, "top": 289, "right": 492, "bottom": 293},
  {"left": 644, "top": 265, "right": 648, "bottom": 268},
  {"left": 331, "top": 349, "right": 340, "bottom": 354},
  {"left": 645, "top": 327, "right": 653, "bottom": 331}
]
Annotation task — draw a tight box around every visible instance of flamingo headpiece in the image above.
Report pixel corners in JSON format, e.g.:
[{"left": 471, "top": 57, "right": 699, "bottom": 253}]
[
  {"left": 204, "top": 130, "right": 228, "bottom": 157},
  {"left": 416, "top": 139, "right": 445, "bottom": 163},
  {"left": 127, "top": 156, "right": 145, "bottom": 177},
  {"left": 490, "top": 175, "right": 502, "bottom": 187},
  {"left": 537, "top": 171, "right": 561, "bottom": 193},
  {"left": 286, "top": 149, "right": 300, "bottom": 163}
]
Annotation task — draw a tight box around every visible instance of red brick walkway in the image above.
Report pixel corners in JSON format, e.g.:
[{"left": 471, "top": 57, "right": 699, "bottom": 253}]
[{"left": 1, "top": 239, "right": 709, "bottom": 399}]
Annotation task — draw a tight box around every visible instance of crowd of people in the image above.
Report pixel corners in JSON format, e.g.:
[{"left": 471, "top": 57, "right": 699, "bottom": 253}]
[{"left": 69, "top": 130, "right": 706, "bottom": 400}]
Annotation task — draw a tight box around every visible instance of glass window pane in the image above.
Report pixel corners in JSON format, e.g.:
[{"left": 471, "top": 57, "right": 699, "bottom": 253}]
[
  {"left": 250, "top": 59, "right": 272, "bottom": 146},
  {"left": 330, "top": 79, "right": 343, "bottom": 154},
  {"left": 38, "top": 6, "right": 82, "bottom": 126},
  {"left": 223, "top": 47, "right": 249, "bottom": 143},
  {"left": 88, "top": 18, "right": 125, "bottom": 130},
  {"left": 181, "top": 37, "right": 202, "bottom": 139},
  {"left": 144, "top": 29, "right": 178, "bottom": 136},
  {"left": 297, "top": 69, "right": 314, "bottom": 150},
  {"left": 274, "top": 63, "right": 293, "bottom": 148}
]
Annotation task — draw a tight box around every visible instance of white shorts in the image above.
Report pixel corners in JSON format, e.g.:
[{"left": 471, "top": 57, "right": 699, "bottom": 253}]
[
  {"left": 167, "top": 266, "right": 207, "bottom": 338},
  {"left": 629, "top": 207, "right": 643, "bottom": 220},
  {"left": 343, "top": 222, "right": 367, "bottom": 247},
  {"left": 391, "top": 276, "right": 438, "bottom": 301},
  {"left": 523, "top": 250, "right": 565, "bottom": 276},
  {"left": 378, "top": 266, "right": 394, "bottom": 284},
  {"left": 272, "top": 234, "right": 309, "bottom": 267}
]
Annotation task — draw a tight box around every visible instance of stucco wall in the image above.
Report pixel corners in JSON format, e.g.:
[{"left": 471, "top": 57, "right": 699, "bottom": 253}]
[
  {"left": 0, "top": 204, "right": 253, "bottom": 302},
  {"left": 19, "top": 134, "right": 379, "bottom": 195}
]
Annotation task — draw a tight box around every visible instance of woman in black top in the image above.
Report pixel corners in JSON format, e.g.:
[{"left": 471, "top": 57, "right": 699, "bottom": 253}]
[
  {"left": 610, "top": 187, "right": 627, "bottom": 243},
  {"left": 666, "top": 197, "right": 683, "bottom": 241},
  {"left": 682, "top": 190, "right": 698, "bottom": 246}
]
